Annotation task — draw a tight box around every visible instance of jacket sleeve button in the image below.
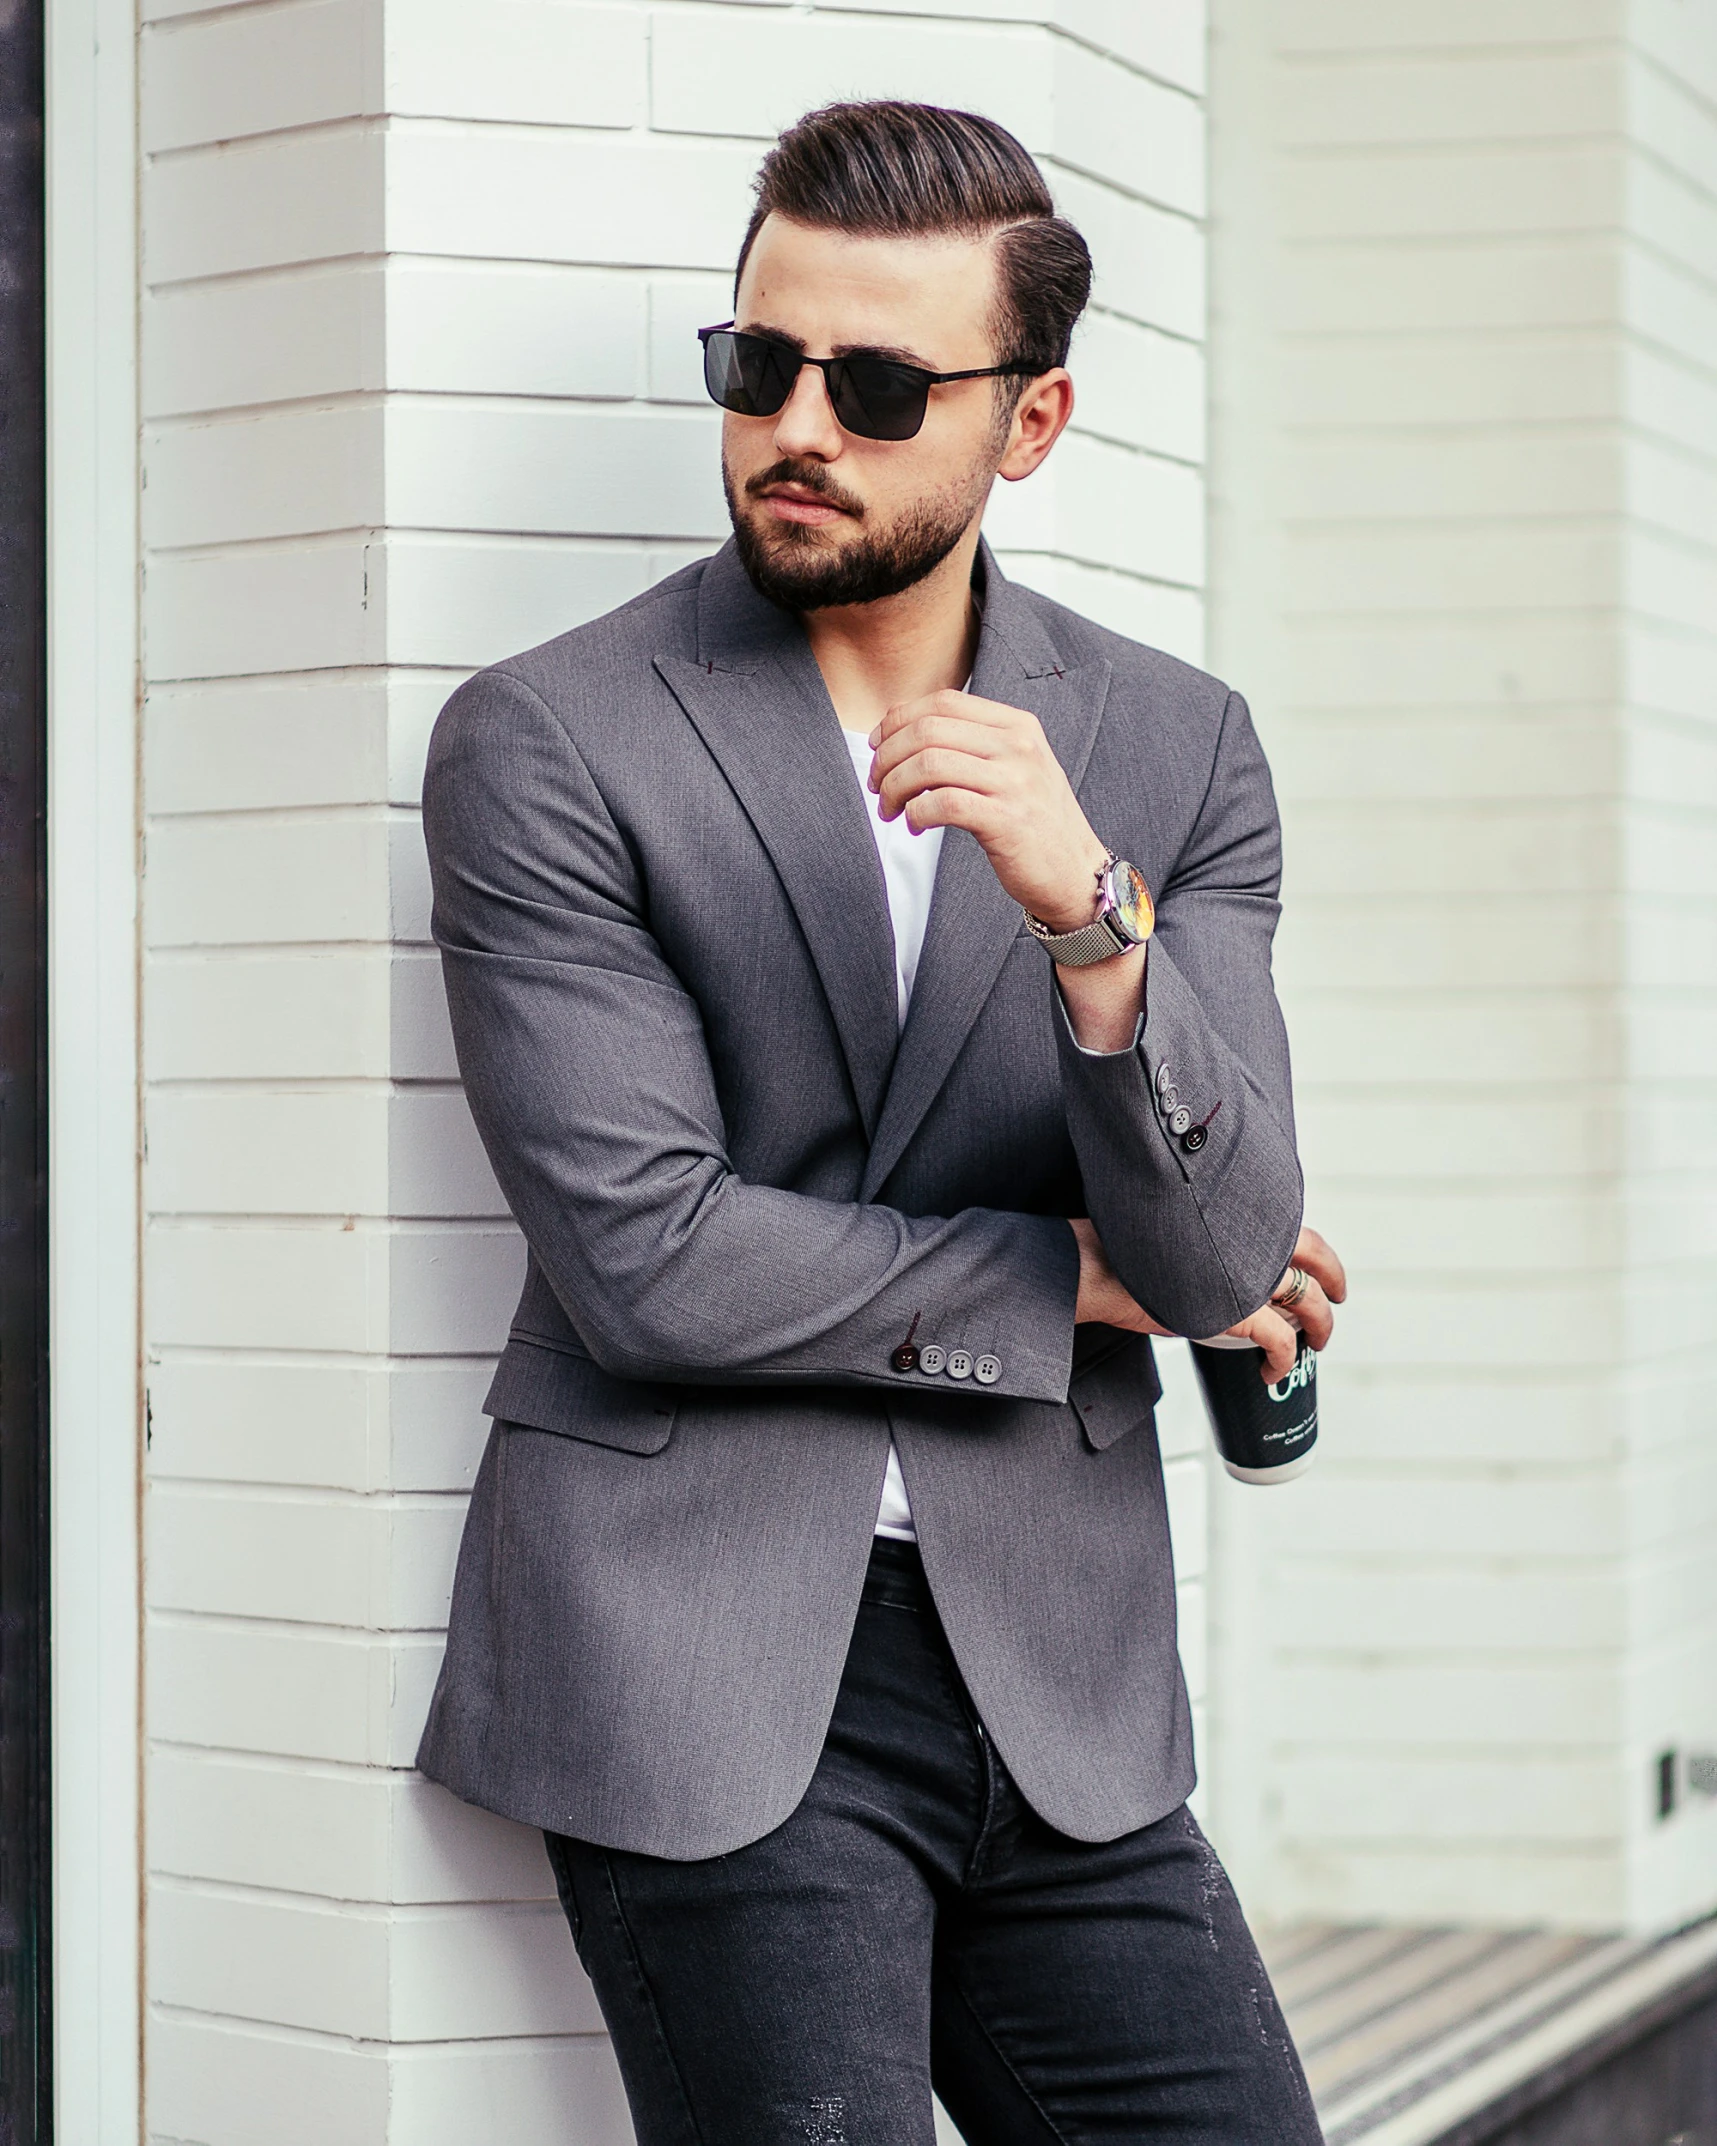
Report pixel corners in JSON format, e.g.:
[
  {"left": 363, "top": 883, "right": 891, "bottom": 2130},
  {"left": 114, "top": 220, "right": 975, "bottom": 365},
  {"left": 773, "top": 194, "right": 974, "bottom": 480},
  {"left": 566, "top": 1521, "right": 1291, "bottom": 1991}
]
[
  {"left": 946, "top": 1350, "right": 973, "bottom": 1380},
  {"left": 1169, "top": 1105, "right": 1193, "bottom": 1135},
  {"left": 1182, "top": 1124, "right": 1209, "bottom": 1153},
  {"left": 1156, "top": 1063, "right": 1175, "bottom": 1096},
  {"left": 974, "top": 1355, "right": 1001, "bottom": 1385},
  {"left": 918, "top": 1344, "right": 946, "bottom": 1375},
  {"left": 891, "top": 1343, "right": 920, "bottom": 1373}
]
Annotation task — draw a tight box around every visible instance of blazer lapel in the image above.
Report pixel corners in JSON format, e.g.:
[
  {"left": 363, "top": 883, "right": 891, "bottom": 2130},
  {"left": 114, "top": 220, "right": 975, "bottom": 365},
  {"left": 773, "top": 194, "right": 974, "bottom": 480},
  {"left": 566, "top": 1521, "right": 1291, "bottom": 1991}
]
[
  {"left": 861, "top": 553, "right": 1112, "bottom": 1201},
  {"left": 654, "top": 545, "right": 900, "bottom": 1136}
]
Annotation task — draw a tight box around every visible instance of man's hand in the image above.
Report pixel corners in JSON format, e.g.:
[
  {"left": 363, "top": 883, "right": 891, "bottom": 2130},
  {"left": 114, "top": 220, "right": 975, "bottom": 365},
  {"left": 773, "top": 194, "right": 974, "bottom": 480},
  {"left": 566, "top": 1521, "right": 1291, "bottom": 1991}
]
[
  {"left": 871, "top": 690, "right": 1147, "bottom": 1050},
  {"left": 1217, "top": 1226, "right": 1347, "bottom": 1379},
  {"left": 1070, "top": 1219, "right": 1177, "bottom": 1337},
  {"left": 869, "top": 689, "right": 1110, "bottom": 929},
  {"left": 1072, "top": 1220, "right": 1348, "bottom": 1383}
]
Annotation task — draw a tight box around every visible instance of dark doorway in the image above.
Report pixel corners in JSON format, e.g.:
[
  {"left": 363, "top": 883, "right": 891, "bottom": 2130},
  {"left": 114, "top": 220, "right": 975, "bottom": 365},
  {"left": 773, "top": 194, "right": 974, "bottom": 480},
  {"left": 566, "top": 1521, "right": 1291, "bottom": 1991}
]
[{"left": 0, "top": 0, "right": 52, "bottom": 2135}]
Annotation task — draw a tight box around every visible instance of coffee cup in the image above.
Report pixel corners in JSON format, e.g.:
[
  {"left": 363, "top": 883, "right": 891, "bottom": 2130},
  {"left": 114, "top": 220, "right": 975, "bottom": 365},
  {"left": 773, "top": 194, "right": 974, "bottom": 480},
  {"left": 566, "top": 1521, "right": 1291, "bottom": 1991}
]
[{"left": 1190, "top": 1331, "right": 1318, "bottom": 1483}]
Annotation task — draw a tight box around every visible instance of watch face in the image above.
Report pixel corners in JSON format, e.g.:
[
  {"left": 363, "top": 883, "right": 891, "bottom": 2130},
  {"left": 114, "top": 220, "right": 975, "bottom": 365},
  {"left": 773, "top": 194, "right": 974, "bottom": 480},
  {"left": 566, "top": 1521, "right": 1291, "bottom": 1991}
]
[{"left": 1106, "top": 859, "right": 1155, "bottom": 944}]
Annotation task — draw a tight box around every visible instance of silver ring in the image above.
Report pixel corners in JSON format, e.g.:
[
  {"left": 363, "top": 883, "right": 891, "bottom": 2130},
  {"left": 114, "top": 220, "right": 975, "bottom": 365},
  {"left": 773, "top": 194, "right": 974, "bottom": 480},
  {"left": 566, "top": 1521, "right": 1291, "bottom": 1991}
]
[{"left": 1272, "top": 1266, "right": 1310, "bottom": 1312}]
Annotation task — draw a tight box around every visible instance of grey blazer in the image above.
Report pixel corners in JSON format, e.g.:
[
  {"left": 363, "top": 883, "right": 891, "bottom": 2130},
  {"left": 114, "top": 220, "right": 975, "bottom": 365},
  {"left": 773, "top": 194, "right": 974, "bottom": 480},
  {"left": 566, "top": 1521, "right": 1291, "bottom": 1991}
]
[{"left": 415, "top": 539, "right": 1302, "bottom": 1858}]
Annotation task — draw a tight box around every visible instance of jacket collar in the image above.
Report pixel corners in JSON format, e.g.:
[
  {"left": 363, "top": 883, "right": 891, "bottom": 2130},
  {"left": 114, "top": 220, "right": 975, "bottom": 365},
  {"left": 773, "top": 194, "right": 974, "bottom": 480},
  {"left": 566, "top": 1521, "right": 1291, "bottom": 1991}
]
[
  {"left": 654, "top": 544, "right": 900, "bottom": 1135},
  {"left": 653, "top": 540, "right": 1111, "bottom": 1174}
]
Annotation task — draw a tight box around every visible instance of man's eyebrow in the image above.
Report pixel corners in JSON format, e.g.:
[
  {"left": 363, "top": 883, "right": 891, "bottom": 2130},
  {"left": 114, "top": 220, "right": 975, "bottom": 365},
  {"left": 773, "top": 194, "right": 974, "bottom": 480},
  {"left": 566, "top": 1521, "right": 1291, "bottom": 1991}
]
[
  {"left": 741, "top": 321, "right": 807, "bottom": 353},
  {"left": 740, "top": 321, "right": 935, "bottom": 370},
  {"left": 832, "top": 338, "right": 933, "bottom": 367}
]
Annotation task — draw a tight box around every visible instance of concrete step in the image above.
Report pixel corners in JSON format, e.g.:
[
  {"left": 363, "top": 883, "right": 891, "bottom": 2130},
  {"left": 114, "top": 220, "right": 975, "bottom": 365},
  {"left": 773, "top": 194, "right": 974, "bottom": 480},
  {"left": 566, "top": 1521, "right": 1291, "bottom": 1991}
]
[{"left": 1260, "top": 1914, "right": 1717, "bottom": 2145}]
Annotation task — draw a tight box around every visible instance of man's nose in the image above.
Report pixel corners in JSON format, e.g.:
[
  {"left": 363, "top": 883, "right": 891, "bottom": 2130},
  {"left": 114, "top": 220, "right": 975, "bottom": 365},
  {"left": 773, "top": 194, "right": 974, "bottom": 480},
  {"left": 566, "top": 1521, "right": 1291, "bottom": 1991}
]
[{"left": 772, "top": 362, "right": 844, "bottom": 461}]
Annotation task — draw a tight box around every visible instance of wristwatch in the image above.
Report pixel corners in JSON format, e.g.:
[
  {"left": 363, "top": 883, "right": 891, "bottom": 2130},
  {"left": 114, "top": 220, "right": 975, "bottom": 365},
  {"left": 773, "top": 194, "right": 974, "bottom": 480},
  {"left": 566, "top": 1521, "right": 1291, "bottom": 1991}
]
[{"left": 1022, "top": 850, "right": 1155, "bottom": 966}]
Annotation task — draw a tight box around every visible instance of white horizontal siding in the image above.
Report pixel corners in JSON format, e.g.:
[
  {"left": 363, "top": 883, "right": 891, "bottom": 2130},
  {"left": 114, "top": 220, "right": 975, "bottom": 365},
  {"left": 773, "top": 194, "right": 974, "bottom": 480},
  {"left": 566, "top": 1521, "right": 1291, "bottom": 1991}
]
[
  {"left": 1619, "top": 0, "right": 1717, "bottom": 1931},
  {"left": 1207, "top": 0, "right": 1717, "bottom": 1935},
  {"left": 149, "top": 2018, "right": 631, "bottom": 2146},
  {"left": 140, "top": 3, "right": 1212, "bottom": 2139}
]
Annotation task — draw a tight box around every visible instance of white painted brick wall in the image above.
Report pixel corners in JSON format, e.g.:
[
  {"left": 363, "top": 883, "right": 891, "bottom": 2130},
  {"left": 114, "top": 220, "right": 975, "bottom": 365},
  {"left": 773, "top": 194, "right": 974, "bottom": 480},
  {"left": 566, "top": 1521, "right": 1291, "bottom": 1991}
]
[
  {"left": 139, "top": 4, "right": 1209, "bottom": 2136},
  {"left": 1206, "top": 0, "right": 1717, "bottom": 1933},
  {"left": 1617, "top": 0, "right": 1717, "bottom": 1933}
]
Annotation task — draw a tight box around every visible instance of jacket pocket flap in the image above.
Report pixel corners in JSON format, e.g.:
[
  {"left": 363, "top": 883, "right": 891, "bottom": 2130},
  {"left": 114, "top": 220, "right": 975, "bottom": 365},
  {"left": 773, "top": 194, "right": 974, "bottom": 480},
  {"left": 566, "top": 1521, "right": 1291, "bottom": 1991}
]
[
  {"left": 1069, "top": 1336, "right": 1164, "bottom": 1452},
  {"left": 484, "top": 1340, "right": 678, "bottom": 1455}
]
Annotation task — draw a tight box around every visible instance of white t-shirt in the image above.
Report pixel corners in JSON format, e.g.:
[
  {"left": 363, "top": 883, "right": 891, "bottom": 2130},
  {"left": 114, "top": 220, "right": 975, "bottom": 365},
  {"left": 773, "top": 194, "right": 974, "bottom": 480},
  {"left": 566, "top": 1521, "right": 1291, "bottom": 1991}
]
[{"left": 842, "top": 726, "right": 945, "bottom": 1542}]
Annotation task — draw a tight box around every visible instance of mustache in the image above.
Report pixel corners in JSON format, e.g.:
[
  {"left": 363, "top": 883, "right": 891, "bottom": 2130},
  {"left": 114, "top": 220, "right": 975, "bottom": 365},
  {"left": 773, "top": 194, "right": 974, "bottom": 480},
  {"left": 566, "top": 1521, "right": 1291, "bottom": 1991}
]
[{"left": 742, "top": 459, "right": 866, "bottom": 520}]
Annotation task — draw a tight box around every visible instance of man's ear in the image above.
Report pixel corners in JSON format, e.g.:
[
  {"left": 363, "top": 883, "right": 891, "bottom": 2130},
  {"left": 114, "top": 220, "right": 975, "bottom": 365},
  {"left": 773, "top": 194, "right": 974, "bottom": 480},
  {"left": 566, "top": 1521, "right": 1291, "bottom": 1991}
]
[{"left": 996, "top": 369, "right": 1074, "bottom": 483}]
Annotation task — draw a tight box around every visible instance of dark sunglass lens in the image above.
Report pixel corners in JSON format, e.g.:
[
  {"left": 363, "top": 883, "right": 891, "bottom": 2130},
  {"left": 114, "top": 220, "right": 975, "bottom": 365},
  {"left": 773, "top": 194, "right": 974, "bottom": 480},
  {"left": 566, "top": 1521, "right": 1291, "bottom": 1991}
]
[
  {"left": 702, "top": 332, "right": 754, "bottom": 413},
  {"left": 833, "top": 357, "right": 930, "bottom": 442},
  {"left": 703, "top": 332, "right": 795, "bottom": 418}
]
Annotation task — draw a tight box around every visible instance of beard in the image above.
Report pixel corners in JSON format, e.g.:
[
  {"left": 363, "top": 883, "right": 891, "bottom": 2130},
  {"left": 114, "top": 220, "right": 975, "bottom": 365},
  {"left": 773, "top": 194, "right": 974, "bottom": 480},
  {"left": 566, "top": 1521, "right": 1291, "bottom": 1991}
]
[{"left": 724, "top": 456, "right": 986, "bottom": 611}]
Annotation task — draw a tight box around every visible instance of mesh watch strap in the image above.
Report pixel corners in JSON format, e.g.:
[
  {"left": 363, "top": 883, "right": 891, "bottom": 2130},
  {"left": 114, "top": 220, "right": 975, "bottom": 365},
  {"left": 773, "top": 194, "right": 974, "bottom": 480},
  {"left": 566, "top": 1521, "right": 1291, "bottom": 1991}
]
[
  {"left": 1020, "top": 910, "right": 1134, "bottom": 965},
  {"left": 1022, "top": 848, "right": 1146, "bottom": 965}
]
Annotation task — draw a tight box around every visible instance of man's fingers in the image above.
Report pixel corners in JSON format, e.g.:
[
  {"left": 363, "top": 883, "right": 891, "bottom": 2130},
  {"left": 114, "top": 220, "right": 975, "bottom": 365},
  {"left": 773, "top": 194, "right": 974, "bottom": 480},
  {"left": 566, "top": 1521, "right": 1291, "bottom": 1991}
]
[
  {"left": 868, "top": 714, "right": 1005, "bottom": 783},
  {"left": 901, "top": 786, "right": 982, "bottom": 836},
  {"left": 870, "top": 691, "right": 960, "bottom": 743},
  {"left": 1243, "top": 1307, "right": 1299, "bottom": 1381},
  {"left": 870, "top": 689, "right": 1024, "bottom": 745},
  {"left": 1293, "top": 1225, "right": 1347, "bottom": 1305},
  {"left": 1291, "top": 1277, "right": 1335, "bottom": 1351},
  {"left": 1220, "top": 1307, "right": 1297, "bottom": 1379},
  {"left": 875, "top": 747, "right": 999, "bottom": 819}
]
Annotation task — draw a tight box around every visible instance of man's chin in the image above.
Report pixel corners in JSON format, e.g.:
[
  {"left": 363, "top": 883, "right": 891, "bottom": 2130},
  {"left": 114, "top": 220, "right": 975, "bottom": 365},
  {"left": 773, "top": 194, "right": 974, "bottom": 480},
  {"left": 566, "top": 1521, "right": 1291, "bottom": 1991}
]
[
  {"left": 731, "top": 513, "right": 874, "bottom": 611},
  {"left": 746, "top": 510, "right": 852, "bottom": 557},
  {"left": 729, "top": 500, "right": 972, "bottom": 613}
]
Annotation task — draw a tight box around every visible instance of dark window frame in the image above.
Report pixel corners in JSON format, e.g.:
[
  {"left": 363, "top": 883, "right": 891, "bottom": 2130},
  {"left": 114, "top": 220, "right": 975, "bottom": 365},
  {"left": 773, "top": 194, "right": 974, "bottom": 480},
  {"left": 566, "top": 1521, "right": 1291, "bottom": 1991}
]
[{"left": 0, "top": 0, "right": 53, "bottom": 2134}]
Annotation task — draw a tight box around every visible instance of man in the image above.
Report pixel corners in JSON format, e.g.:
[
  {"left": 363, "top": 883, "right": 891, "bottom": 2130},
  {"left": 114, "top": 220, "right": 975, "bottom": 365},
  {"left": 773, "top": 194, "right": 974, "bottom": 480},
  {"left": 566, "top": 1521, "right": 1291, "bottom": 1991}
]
[{"left": 418, "top": 100, "right": 1342, "bottom": 2145}]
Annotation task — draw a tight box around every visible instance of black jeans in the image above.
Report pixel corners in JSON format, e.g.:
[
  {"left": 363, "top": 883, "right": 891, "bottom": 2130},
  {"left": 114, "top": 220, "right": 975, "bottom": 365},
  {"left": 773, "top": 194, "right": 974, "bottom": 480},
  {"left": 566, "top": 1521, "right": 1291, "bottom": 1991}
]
[{"left": 545, "top": 1539, "right": 1322, "bottom": 2145}]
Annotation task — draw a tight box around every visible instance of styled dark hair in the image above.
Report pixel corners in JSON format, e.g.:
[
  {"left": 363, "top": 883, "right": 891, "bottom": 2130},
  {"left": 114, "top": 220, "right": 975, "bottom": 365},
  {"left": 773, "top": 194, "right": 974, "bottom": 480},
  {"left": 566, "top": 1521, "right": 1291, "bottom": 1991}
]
[{"left": 736, "top": 101, "right": 1092, "bottom": 375}]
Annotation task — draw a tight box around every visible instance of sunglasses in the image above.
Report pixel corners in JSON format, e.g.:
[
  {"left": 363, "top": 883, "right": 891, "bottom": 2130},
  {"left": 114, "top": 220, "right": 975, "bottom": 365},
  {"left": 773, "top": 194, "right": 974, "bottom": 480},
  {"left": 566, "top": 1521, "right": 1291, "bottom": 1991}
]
[{"left": 698, "top": 323, "right": 1036, "bottom": 443}]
